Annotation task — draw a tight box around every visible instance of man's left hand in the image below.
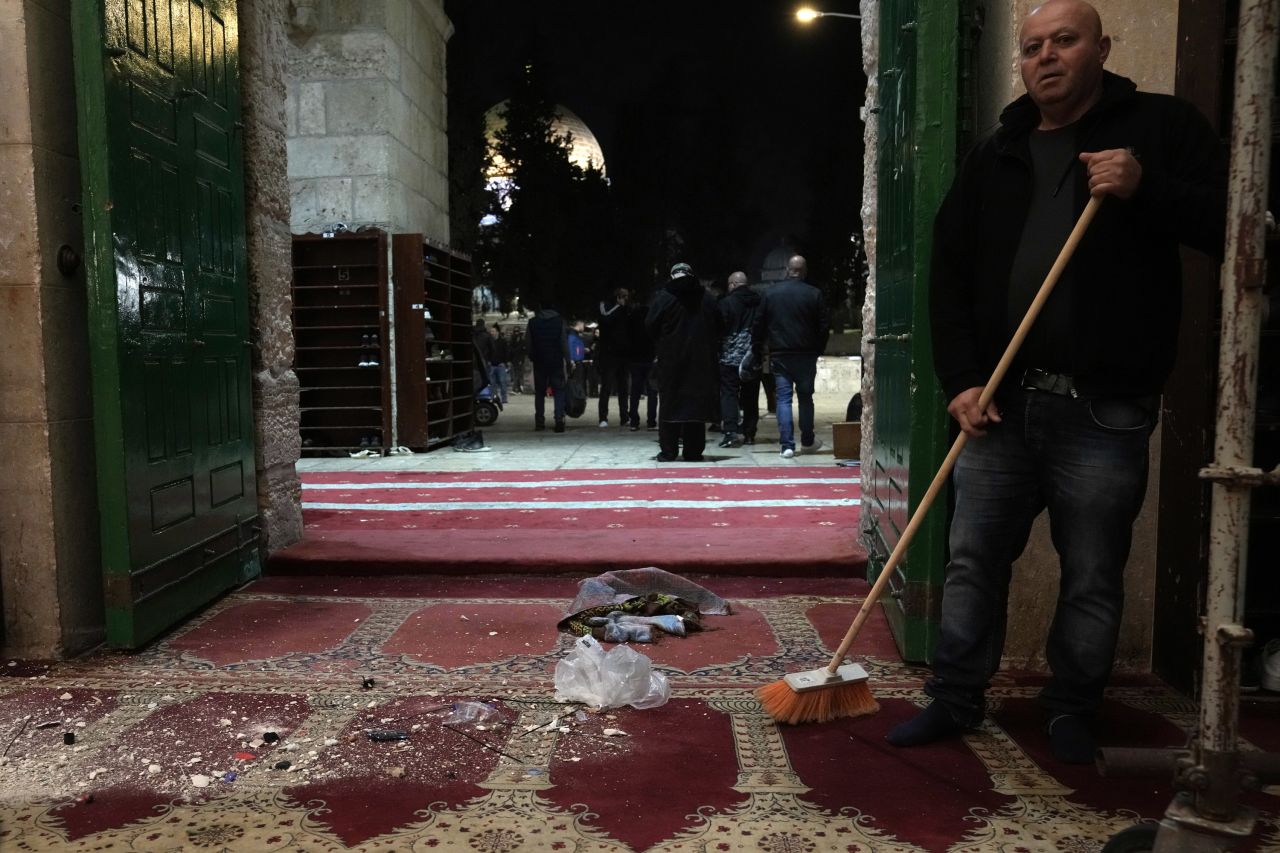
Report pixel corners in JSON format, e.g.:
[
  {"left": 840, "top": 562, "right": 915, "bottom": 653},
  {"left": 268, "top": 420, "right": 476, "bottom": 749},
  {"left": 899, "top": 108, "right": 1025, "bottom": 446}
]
[{"left": 1079, "top": 149, "right": 1142, "bottom": 199}]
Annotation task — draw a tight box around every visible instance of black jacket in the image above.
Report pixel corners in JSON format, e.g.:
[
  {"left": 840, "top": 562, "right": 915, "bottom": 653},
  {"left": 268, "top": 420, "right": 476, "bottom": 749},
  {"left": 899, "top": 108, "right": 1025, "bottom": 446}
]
[
  {"left": 596, "top": 300, "right": 631, "bottom": 360},
  {"left": 756, "top": 279, "right": 830, "bottom": 356},
  {"left": 526, "top": 310, "right": 568, "bottom": 366},
  {"left": 929, "top": 72, "right": 1227, "bottom": 401},
  {"left": 719, "top": 285, "right": 762, "bottom": 366},
  {"left": 622, "top": 304, "right": 655, "bottom": 363},
  {"left": 646, "top": 274, "right": 721, "bottom": 421}
]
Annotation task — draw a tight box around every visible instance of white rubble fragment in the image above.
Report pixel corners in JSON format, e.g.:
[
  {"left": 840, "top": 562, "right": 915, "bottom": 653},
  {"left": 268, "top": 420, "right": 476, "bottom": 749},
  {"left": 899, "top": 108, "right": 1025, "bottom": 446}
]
[
  {"left": 602, "top": 728, "right": 628, "bottom": 737},
  {"left": 59, "top": 693, "right": 72, "bottom": 701},
  {"left": 190, "top": 774, "right": 210, "bottom": 788},
  {"left": 148, "top": 764, "right": 161, "bottom": 774}
]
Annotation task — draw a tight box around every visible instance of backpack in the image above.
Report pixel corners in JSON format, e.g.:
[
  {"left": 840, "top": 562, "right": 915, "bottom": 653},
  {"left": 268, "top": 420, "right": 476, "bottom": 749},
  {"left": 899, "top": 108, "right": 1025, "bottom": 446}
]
[{"left": 565, "top": 363, "right": 588, "bottom": 417}]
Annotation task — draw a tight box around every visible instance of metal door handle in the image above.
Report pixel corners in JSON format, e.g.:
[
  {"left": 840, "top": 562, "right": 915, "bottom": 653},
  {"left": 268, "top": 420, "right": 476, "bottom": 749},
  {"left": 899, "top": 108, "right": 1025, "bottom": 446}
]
[{"left": 867, "top": 333, "right": 912, "bottom": 344}]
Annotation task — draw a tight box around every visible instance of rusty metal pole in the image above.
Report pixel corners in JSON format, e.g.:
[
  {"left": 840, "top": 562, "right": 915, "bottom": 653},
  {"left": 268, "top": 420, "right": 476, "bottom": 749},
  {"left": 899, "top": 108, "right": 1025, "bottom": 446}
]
[{"left": 1188, "top": 0, "right": 1280, "bottom": 831}]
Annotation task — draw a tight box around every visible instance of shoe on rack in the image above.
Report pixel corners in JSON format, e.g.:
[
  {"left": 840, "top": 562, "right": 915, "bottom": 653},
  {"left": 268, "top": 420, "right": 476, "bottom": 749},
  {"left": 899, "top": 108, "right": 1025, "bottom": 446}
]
[
  {"left": 554, "top": 420, "right": 565, "bottom": 433},
  {"left": 599, "top": 420, "right": 609, "bottom": 428},
  {"left": 780, "top": 447, "right": 795, "bottom": 459},
  {"left": 800, "top": 438, "right": 824, "bottom": 454}
]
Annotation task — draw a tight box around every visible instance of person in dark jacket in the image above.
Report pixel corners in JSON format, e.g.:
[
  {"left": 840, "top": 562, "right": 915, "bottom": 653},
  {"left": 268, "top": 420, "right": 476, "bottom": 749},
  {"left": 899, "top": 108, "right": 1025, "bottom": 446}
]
[
  {"left": 889, "top": 0, "right": 1227, "bottom": 764},
  {"left": 717, "top": 271, "right": 762, "bottom": 447},
  {"left": 624, "top": 299, "right": 658, "bottom": 431},
  {"left": 526, "top": 302, "right": 570, "bottom": 432},
  {"left": 596, "top": 288, "right": 632, "bottom": 427},
  {"left": 646, "top": 263, "right": 721, "bottom": 461},
  {"left": 754, "top": 255, "right": 830, "bottom": 457}
]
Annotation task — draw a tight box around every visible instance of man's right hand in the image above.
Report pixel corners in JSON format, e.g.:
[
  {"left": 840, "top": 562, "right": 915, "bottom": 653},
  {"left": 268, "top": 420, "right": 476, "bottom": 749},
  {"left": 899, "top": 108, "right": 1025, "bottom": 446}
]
[{"left": 947, "top": 387, "right": 1001, "bottom": 437}]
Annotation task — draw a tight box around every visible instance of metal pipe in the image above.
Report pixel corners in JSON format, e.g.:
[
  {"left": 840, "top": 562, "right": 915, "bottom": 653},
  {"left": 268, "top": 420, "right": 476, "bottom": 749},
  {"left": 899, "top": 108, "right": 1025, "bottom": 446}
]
[{"left": 1195, "top": 0, "right": 1279, "bottom": 823}]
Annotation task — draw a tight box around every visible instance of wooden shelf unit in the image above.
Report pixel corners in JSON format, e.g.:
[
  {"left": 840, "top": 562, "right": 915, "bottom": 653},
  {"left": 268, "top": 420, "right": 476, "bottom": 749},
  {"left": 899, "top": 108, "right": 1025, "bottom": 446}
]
[
  {"left": 392, "top": 234, "right": 475, "bottom": 449},
  {"left": 291, "top": 231, "right": 392, "bottom": 456}
]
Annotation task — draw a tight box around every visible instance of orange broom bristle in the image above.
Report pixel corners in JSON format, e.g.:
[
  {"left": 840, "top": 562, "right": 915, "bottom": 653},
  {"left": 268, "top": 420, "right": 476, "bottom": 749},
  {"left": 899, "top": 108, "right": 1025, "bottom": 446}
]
[{"left": 755, "top": 678, "right": 879, "bottom": 724}]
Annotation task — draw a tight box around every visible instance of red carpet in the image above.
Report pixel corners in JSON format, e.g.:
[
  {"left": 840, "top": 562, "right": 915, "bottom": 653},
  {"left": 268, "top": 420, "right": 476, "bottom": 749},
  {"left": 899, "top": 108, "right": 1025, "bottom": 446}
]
[
  {"left": 270, "top": 466, "right": 867, "bottom": 577},
  {"left": 3, "top": 575, "right": 1276, "bottom": 852}
]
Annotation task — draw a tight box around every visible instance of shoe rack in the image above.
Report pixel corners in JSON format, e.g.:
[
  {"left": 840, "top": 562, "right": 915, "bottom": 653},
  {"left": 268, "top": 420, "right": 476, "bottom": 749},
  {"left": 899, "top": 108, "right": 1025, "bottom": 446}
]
[
  {"left": 291, "top": 230, "right": 392, "bottom": 456},
  {"left": 391, "top": 233, "right": 475, "bottom": 449}
]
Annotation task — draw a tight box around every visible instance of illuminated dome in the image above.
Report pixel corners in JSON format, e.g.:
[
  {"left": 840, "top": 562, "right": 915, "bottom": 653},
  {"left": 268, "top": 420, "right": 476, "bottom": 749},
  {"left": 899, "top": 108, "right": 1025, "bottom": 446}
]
[{"left": 483, "top": 102, "right": 607, "bottom": 179}]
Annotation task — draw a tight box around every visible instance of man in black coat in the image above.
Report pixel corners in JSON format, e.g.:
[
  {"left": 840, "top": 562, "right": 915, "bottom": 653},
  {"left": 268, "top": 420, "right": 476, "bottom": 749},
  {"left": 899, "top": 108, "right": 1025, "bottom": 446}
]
[
  {"left": 717, "top": 271, "right": 763, "bottom": 447},
  {"left": 646, "top": 263, "right": 721, "bottom": 461},
  {"left": 889, "top": 0, "right": 1227, "bottom": 763},
  {"left": 754, "top": 255, "right": 830, "bottom": 458}
]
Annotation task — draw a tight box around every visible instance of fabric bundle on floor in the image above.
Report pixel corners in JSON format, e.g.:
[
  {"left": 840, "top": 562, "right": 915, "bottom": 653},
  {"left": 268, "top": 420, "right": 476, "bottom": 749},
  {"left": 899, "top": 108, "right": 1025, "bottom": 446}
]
[{"left": 558, "top": 567, "right": 732, "bottom": 641}]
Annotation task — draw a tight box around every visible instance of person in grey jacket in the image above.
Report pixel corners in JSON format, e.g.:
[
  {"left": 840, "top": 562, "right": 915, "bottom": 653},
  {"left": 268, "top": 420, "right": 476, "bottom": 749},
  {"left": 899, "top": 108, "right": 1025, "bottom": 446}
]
[{"left": 754, "top": 255, "right": 830, "bottom": 457}]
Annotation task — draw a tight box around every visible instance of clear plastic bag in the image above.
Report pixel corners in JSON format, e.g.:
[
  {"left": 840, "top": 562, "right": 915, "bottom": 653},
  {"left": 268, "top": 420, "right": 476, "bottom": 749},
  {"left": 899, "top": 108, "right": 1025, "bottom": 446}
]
[
  {"left": 553, "top": 635, "right": 670, "bottom": 710},
  {"left": 443, "top": 701, "right": 499, "bottom": 725}
]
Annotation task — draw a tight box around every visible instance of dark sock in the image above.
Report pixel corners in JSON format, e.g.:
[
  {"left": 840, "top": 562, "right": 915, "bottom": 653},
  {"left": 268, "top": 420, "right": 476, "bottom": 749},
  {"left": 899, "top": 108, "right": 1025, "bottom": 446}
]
[
  {"left": 887, "top": 701, "right": 968, "bottom": 747},
  {"left": 1047, "top": 714, "right": 1096, "bottom": 765}
]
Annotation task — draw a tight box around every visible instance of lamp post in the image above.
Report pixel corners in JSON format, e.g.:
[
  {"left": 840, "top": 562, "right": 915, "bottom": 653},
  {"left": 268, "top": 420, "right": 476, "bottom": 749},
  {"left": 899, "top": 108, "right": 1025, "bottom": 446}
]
[{"left": 795, "top": 7, "right": 861, "bottom": 22}]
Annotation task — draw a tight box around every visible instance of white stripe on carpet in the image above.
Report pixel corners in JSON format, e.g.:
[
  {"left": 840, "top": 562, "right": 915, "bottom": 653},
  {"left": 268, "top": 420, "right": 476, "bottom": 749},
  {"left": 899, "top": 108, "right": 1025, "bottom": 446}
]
[
  {"left": 304, "top": 477, "right": 859, "bottom": 491},
  {"left": 303, "top": 498, "right": 861, "bottom": 511}
]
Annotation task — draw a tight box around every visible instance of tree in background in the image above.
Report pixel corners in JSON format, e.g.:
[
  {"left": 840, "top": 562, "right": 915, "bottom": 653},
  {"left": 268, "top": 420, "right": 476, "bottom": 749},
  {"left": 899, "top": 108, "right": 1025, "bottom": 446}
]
[{"left": 476, "top": 65, "right": 615, "bottom": 322}]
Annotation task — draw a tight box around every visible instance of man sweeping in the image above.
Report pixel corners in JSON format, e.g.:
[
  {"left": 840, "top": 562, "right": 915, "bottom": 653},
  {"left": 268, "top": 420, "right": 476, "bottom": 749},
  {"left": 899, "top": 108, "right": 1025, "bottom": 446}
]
[{"left": 889, "top": 0, "right": 1227, "bottom": 762}]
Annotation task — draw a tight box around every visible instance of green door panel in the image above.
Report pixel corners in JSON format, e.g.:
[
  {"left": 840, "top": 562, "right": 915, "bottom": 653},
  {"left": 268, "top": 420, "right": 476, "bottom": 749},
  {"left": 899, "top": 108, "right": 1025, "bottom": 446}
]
[
  {"left": 73, "top": 0, "right": 259, "bottom": 649},
  {"left": 865, "top": 0, "right": 959, "bottom": 662}
]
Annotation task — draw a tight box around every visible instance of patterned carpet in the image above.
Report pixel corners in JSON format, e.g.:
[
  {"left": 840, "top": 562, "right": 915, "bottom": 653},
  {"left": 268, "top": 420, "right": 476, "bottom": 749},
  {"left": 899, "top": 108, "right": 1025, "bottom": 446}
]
[
  {"left": 270, "top": 467, "right": 867, "bottom": 576},
  {"left": 2, "top": 575, "right": 1276, "bottom": 851}
]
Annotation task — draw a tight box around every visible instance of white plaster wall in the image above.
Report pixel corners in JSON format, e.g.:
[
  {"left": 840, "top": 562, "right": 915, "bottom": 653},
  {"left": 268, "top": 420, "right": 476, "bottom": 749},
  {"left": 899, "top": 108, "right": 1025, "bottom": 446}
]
[{"left": 286, "top": 0, "right": 451, "bottom": 243}]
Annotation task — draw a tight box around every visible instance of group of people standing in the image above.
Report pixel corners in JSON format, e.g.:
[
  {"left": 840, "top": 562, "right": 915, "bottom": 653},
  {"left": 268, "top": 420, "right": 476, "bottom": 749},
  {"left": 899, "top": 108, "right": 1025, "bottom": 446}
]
[
  {"left": 510, "top": 254, "right": 831, "bottom": 460},
  {"left": 648, "top": 256, "right": 830, "bottom": 461}
]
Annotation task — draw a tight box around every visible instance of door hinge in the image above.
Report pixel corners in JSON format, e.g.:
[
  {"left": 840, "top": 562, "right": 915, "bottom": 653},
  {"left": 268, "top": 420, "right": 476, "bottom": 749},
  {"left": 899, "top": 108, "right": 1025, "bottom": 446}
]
[{"left": 867, "top": 333, "right": 912, "bottom": 345}]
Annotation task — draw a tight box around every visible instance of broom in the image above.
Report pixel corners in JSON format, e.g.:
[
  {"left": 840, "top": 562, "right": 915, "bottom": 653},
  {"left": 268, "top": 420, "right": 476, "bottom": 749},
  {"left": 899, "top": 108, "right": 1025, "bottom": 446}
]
[{"left": 757, "top": 194, "right": 1104, "bottom": 724}]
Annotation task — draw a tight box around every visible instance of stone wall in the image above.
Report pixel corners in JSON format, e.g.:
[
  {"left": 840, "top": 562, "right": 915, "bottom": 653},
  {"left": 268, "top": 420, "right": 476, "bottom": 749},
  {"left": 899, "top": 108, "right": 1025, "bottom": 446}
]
[
  {"left": 242, "top": 0, "right": 303, "bottom": 553},
  {"left": 286, "top": 0, "right": 452, "bottom": 242},
  {"left": 0, "top": 0, "right": 101, "bottom": 657}
]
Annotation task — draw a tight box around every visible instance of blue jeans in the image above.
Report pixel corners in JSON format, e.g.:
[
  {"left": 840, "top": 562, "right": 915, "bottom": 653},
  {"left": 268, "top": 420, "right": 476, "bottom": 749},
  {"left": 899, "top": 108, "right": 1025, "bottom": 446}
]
[
  {"left": 926, "top": 388, "right": 1156, "bottom": 724},
  {"left": 489, "top": 364, "right": 510, "bottom": 403},
  {"left": 772, "top": 354, "right": 817, "bottom": 451}
]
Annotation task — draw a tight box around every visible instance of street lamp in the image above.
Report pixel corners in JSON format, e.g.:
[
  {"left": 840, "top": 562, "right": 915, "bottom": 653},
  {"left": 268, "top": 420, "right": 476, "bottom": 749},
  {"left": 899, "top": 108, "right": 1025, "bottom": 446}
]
[{"left": 795, "top": 7, "right": 861, "bottom": 22}]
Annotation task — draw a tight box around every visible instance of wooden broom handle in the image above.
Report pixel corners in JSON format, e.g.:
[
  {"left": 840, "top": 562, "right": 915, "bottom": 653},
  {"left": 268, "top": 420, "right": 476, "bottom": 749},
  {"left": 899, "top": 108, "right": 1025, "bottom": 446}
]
[{"left": 825, "top": 193, "right": 1104, "bottom": 674}]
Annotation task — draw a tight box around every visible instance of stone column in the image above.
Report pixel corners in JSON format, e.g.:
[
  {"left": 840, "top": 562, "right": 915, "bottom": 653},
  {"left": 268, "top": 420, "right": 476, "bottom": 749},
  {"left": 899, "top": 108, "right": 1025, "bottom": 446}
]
[
  {"left": 242, "top": 0, "right": 304, "bottom": 553},
  {"left": 0, "top": 0, "right": 102, "bottom": 657},
  {"left": 285, "top": 0, "right": 452, "bottom": 242}
]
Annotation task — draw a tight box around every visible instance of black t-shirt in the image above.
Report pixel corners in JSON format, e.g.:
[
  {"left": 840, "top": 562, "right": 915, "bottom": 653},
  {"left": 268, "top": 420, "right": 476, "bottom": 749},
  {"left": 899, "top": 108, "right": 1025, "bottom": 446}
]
[{"left": 1007, "top": 123, "right": 1078, "bottom": 373}]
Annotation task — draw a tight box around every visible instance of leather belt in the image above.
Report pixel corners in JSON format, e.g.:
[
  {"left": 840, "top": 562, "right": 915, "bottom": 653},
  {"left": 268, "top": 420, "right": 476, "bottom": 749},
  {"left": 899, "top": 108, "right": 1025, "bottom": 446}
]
[{"left": 1021, "top": 367, "right": 1078, "bottom": 397}]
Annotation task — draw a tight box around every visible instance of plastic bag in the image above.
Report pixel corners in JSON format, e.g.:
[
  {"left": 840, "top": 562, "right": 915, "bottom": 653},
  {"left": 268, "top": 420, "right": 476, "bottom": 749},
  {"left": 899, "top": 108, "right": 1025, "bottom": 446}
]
[
  {"left": 443, "top": 701, "right": 499, "bottom": 725},
  {"left": 553, "top": 635, "right": 670, "bottom": 710}
]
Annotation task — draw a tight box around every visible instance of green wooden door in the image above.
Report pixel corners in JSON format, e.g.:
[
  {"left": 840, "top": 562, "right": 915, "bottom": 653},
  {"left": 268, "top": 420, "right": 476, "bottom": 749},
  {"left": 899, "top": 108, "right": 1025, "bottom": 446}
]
[
  {"left": 72, "top": 0, "right": 259, "bottom": 649},
  {"left": 864, "top": 0, "right": 960, "bottom": 662}
]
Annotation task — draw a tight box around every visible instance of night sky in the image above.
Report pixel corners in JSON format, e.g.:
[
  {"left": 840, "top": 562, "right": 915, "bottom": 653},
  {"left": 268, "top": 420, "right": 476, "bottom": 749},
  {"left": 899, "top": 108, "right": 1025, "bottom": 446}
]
[{"left": 444, "top": 0, "right": 867, "bottom": 287}]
